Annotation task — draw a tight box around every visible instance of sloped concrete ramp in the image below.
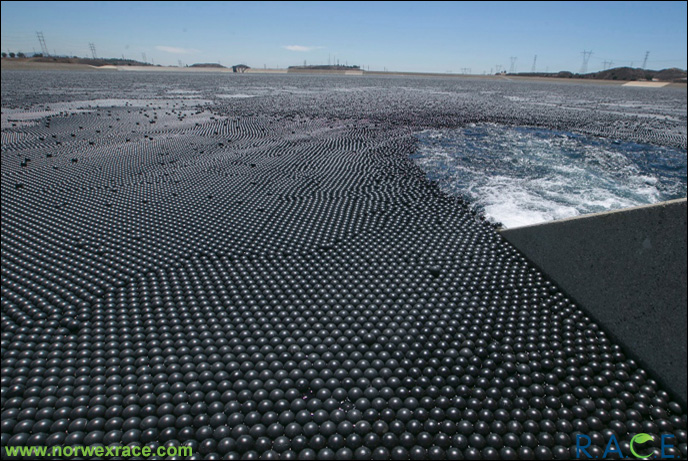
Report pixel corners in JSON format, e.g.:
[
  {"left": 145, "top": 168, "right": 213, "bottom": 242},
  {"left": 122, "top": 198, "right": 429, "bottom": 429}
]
[{"left": 501, "top": 199, "right": 687, "bottom": 405}]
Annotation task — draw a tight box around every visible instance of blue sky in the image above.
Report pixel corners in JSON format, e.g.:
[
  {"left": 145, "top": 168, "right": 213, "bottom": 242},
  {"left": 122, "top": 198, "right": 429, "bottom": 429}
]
[{"left": 2, "top": 1, "right": 686, "bottom": 73}]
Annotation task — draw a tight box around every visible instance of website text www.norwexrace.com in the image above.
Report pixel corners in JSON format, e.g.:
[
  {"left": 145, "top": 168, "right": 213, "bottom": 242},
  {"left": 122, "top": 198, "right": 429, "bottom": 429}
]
[{"left": 3, "top": 444, "right": 192, "bottom": 458}]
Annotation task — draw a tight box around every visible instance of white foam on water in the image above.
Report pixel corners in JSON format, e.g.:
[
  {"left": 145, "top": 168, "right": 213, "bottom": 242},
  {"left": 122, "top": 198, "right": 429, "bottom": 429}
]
[
  {"left": 475, "top": 176, "right": 580, "bottom": 228},
  {"left": 414, "top": 125, "right": 687, "bottom": 228}
]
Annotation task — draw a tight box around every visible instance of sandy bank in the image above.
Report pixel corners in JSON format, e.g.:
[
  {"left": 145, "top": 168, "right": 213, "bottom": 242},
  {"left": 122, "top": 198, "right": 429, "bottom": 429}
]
[{"left": 1, "top": 60, "right": 101, "bottom": 71}]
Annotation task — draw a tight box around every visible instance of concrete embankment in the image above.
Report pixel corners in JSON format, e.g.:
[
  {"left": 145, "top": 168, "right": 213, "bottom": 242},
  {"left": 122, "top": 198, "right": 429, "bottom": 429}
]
[{"left": 501, "top": 199, "right": 687, "bottom": 405}]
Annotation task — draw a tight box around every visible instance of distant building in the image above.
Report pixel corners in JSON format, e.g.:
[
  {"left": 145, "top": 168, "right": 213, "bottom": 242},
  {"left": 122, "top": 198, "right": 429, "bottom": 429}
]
[{"left": 232, "top": 65, "right": 250, "bottom": 73}]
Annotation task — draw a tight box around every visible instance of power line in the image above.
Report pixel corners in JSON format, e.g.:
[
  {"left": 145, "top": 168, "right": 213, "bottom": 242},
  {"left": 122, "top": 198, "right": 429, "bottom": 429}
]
[{"left": 36, "top": 32, "right": 49, "bottom": 56}]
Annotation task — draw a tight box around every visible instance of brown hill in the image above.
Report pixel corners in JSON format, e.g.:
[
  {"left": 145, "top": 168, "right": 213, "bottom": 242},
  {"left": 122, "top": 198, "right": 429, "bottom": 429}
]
[
  {"left": 189, "top": 63, "right": 226, "bottom": 68},
  {"left": 514, "top": 67, "right": 686, "bottom": 83},
  {"left": 3, "top": 56, "right": 152, "bottom": 67}
]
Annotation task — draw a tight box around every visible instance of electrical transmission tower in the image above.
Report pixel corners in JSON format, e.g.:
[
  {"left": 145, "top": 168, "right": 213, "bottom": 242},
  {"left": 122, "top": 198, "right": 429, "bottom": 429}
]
[
  {"left": 580, "top": 50, "right": 593, "bottom": 74},
  {"left": 642, "top": 51, "right": 650, "bottom": 69},
  {"left": 531, "top": 55, "right": 537, "bottom": 73},
  {"left": 36, "top": 32, "right": 49, "bottom": 56},
  {"left": 509, "top": 57, "right": 517, "bottom": 73},
  {"left": 89, "top": 43, "right": 97, "bottom": 59},
  {"left": 142, "top": 53, "right": 147, "bottom": 63}
]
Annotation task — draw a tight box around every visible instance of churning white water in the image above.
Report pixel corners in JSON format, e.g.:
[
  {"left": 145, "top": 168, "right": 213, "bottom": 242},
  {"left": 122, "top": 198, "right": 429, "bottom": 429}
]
[{"left": 414, "top": 124, "right": 687, "bottom": 228}]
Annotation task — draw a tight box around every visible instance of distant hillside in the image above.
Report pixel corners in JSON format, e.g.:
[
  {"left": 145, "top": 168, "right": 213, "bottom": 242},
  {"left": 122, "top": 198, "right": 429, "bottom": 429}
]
[
  {"left": 513, "top": 67, "right": 686, "bottom": 83},
  {"left": 189, "top": 63, "right": 226, "bottom": 68},
  {"left": 654, "top": 68, "right": 688, "bottom": 82},
  {"left": 5, "top": 56, "right": 154, "bottom": 67},
  {"left": 582, "top": 67, "right": 686, "bottom": 82}
]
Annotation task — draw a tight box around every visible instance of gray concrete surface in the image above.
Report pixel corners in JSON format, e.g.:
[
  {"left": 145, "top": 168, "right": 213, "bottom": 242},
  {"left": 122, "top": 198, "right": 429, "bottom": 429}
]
[{"left": 500, "top": 198, "right": 687, "bottom": 406}]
